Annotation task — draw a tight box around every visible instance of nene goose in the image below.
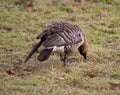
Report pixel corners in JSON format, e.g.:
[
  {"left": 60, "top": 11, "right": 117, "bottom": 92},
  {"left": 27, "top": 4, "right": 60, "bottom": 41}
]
[{"left": 25, "top": 22, "right": 87, "bottom": 66}]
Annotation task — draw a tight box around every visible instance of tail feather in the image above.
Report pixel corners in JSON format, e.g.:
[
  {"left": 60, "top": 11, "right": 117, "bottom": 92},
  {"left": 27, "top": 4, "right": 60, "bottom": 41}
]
[
  {"left": 24, "top": 41, "right": 42, "bottom": 63},
  {"left": 37, "top": 48, "right": 53, "bottom": 61}
]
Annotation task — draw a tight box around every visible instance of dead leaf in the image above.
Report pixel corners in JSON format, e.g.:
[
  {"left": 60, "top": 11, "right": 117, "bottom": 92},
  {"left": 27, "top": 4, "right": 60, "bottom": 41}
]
[
  {"left": 84, "top": 71, "right": 96, "bottom": 78},
  {"left": 43, "top": 10, "right": 52, "bottom": 14},
  {"left": 6, "top": 66, "right": 17, "bottom": 75},
  {"left": 27, "top": 3, "right": 33, "bottom": 8},
  {"left": 56, "top": 76, "right": 65, "bottom": 80}
]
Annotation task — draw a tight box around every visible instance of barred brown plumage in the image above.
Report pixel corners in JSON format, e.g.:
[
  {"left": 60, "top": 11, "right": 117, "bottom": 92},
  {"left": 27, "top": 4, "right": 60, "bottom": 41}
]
[{"left": 25, "top": 22, "right": 88, "bottom": 66}]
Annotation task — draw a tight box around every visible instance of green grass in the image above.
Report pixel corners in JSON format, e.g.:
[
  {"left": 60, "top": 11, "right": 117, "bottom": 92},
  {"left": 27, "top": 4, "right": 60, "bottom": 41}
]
[{"left": 0, "top": 0, "right": 120, "bottom": 95}]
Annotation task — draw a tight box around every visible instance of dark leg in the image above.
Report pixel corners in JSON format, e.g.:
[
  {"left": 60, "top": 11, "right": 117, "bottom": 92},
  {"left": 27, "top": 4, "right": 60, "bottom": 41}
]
[
  {"left": 60, "top": 46, "right": 69, "bottom": 67},
  {"left": 60, "top": 53, "right": 64, "bottom": 61},
  {"left": 63, "top": 50, "right": 67, "bottom": 66}
]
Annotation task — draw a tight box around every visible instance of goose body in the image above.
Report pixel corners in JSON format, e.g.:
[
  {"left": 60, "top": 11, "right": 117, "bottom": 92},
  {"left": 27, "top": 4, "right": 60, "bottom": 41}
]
[{"left": 25, "top": 22, "right": 88, "bottom": 66}]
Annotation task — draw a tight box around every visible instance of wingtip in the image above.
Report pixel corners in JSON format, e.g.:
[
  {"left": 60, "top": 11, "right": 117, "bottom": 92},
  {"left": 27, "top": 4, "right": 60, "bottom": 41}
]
[
  {"left": 24, "top": 56, "right": 30, "bottom": 63},
  {"left": 24, "top": 41, "right": 43, "bottom": 64},
  {"left": 24, "top": 59, "right": 27, "bottom": 63}
]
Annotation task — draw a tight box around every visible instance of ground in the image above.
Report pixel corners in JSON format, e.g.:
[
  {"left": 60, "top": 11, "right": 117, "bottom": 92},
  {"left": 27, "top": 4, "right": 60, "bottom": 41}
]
[{"left": 0, "top": 0, "right": 120, "bottom": 95}]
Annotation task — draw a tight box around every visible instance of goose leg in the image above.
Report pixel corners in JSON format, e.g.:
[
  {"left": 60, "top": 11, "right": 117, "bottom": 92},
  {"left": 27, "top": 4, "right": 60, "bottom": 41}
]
[
  {"left": 63, "top": 50, "right": 67, "bottom": 66},
  {"left": 63, "top": 45, "right": 70, "bottom": 67},
  {"left": 60, "top": 51, "right": 69, "bottom": 67}
]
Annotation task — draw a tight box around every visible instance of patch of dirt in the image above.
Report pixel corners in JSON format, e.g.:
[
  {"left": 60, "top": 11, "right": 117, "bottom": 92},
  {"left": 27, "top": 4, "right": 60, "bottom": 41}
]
[
  {"left": 0, "top": 27, "right": 12, "bottom": 32},
  {"left": 110, "top": 82, "right": 120, "bottom": 90}
]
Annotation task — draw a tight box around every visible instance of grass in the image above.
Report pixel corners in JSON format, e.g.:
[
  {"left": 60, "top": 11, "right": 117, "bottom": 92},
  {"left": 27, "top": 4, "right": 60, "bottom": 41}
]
[{"left": 0, "top": 0, "right": 120, "bottom": 95}]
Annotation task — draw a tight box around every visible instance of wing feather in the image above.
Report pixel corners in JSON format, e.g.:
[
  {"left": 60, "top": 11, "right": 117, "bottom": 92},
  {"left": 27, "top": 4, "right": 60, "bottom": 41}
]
[
  {"left": 37, "top": 22, "right": 84, "bottom": 48},
  {"left": 43, "top": 33, "right": 66, "bottom": 47}
]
